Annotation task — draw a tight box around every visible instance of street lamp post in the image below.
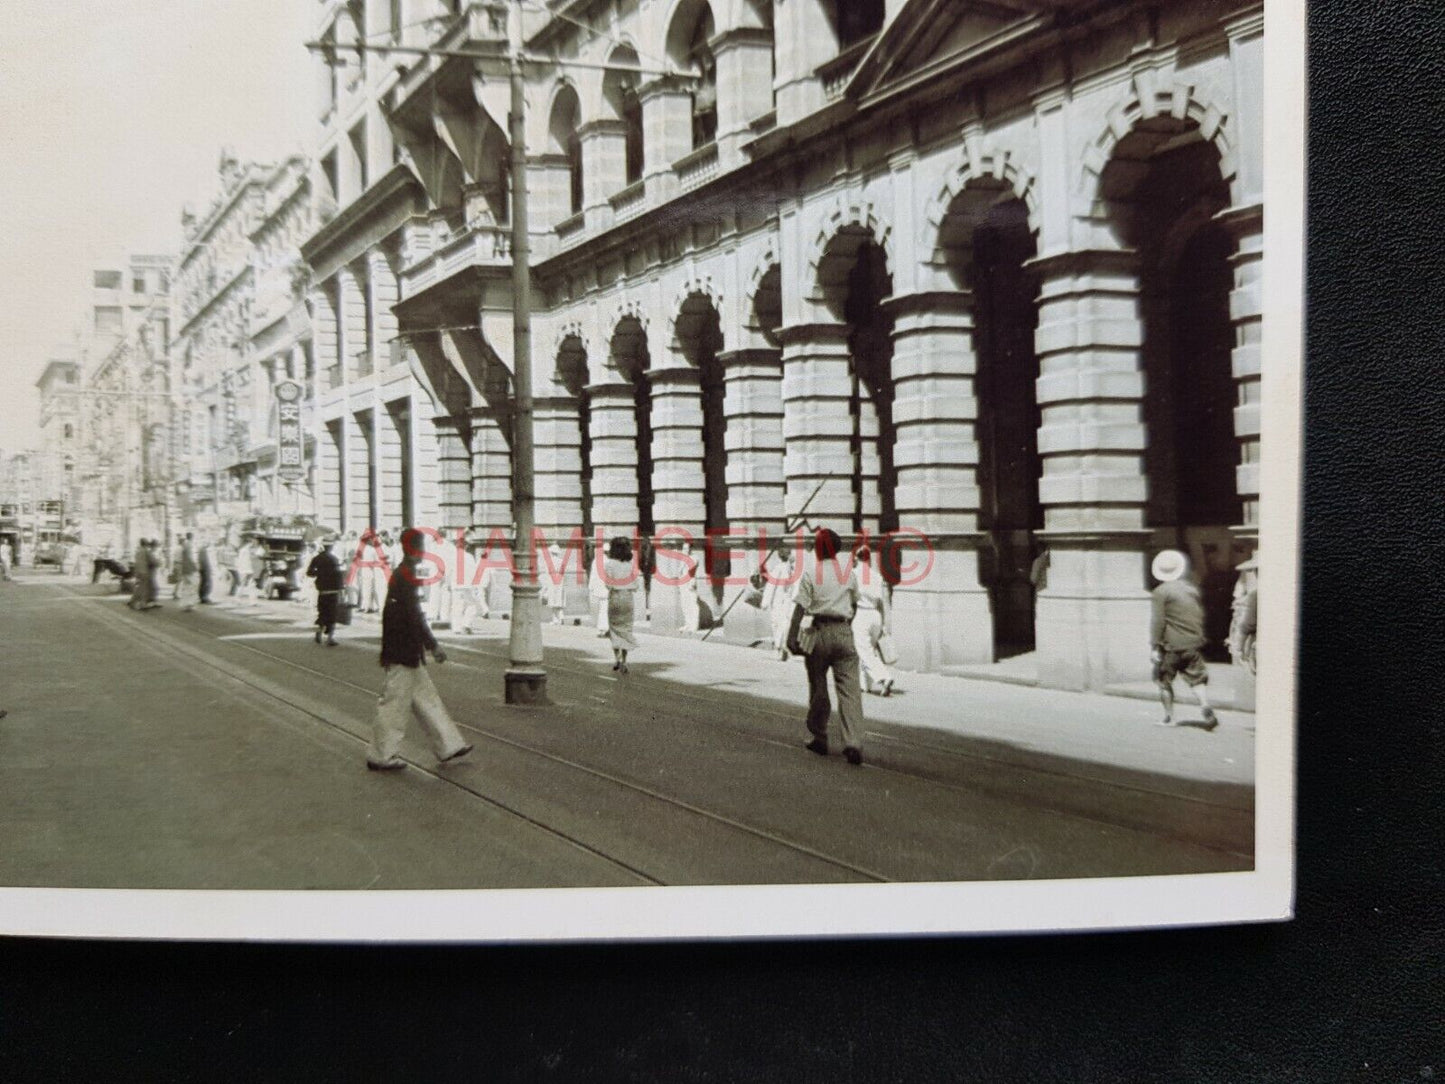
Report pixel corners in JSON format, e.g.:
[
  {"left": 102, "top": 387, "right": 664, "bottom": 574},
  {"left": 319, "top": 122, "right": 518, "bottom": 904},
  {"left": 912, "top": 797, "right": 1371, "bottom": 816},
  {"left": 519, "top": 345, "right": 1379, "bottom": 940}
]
[{"left": 503, "top": 0, "right": 546, "bottom": 705}]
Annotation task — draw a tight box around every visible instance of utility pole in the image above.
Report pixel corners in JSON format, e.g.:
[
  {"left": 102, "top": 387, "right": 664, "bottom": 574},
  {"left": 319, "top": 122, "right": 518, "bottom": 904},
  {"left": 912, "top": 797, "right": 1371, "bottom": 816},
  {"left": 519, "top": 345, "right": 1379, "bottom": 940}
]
[
  {"left": 504, "top": 0, "right": 546, "bottom": 704},
  {"left": 302, "top": 12, "right": 689, "bottom": 705}
]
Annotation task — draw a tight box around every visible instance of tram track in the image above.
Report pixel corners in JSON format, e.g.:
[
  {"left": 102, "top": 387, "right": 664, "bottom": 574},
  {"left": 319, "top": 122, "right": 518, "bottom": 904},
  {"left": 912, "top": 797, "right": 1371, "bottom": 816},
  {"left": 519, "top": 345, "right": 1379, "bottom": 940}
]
[{"left": 81, "top": 590, "right": 894, "bottom": 885}]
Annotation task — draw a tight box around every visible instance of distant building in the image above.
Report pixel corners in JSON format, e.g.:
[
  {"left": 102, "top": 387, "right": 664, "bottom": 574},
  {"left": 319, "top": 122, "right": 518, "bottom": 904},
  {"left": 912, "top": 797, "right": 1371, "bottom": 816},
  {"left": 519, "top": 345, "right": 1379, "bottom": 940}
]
[{"left": 76, "top": 255, "right": 171, "bottom": 550}]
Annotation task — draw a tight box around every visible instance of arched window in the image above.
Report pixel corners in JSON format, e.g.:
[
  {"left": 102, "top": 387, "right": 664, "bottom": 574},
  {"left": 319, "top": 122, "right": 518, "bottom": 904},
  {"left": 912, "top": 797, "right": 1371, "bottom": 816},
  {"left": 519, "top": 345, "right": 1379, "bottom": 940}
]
[
  {"left": 604, "top": 47, "right": 645, "bottom": 186},
  {"left": 828, "top": 0, "right": 885, "bottom": 50},
  {"left": 687, "top": 7, "right": 718, "bottom": 149},
  {"left": 548, "top": 86, "right": 584, "bottom": 218}
]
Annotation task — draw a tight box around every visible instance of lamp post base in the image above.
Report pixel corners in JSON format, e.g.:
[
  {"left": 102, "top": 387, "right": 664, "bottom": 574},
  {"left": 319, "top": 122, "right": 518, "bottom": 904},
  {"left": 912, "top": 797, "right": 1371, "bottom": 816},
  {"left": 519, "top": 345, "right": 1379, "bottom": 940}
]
[{"left": 504, "top": 668, "right": 549, "bottom": 705}]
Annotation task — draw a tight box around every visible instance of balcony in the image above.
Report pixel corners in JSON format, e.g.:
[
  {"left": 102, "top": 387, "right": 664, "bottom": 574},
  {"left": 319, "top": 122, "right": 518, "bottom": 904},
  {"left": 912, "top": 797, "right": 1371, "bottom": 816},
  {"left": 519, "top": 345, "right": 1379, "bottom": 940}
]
[
  {"left": 609, "top": 180, "right": 647, "bottom": 224},
  {"left": 816, "top": 37, "right": 876, "bottom": 102},
  {"left": 674, "top": 143, "right": 720, "bottom": 193},
  {"left": 391, "top": 3, "right": 509, "bottom": 127},
  {"left": 325, "top": 363, "right": 344, "bottom": 390},
  {"left": 353, "top": 348, "right": 374, "bottom": 379},
  {"left": 555, "top": 212, "right": 585, "bottom": 243},
  {"left": 398, "top": 219, "right": 512, "bottom": 301}
]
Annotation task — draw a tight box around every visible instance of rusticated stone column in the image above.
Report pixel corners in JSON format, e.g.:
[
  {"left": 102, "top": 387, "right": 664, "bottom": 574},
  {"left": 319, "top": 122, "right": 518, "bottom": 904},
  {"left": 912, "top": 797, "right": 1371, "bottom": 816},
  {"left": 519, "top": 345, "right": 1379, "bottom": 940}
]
[
  {"left": 586, "top": 376, "right": 641, "bottom": 537},
  {"left": 1219, "top": 203, "right": 1263, "bottom": 535},
  {"left": 717, "top": 346, "right": 784, "bottom": 644},
  {"left": 468, "top": 403, "right": 512, "bottom": 535},
  {"left": 777, "top": 323, "right": 857, "bottom": 529},
  {"left": 431, "top": 414, "right": 471, "bottom": 536},
  {"left": 1028, "top": 248, "right": 1152, "bottom": 691},
  {"left": 647, "top": 363, "right": 707, "bottom": 633},
  {"left": 882, "top": 290, "right": 992, "bottom": 669}
]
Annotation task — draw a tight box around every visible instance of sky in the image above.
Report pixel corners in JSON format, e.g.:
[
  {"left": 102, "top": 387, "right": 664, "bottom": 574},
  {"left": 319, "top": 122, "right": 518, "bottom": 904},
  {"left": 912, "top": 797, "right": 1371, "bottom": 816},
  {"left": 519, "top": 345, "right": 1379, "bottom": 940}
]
[{"left": 0, "top": 0, "right": 315, "bottom": 450}]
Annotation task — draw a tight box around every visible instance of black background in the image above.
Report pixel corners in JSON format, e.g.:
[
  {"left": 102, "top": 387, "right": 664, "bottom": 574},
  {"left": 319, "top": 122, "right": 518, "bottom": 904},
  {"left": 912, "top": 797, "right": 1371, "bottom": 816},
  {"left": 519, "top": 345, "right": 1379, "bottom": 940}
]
[{"left": 2, "top": 2, "right": 1442, "bottom": 1079}]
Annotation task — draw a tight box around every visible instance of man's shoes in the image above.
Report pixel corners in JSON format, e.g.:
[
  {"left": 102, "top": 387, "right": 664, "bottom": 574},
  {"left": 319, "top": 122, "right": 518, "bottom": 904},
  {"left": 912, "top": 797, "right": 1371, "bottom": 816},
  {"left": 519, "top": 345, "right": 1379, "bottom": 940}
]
[
  {"left": 438, "top": 743, "right": 473, "bottom": 766},
  {"left": 805, "top": 738, "right": 828, "bottom": 757},
  {"left": 1156, "top": 717, "right": 1177, "bottom": 727},
  {"left": 366, "top": 758, "right": 406, "bottom": 771},
  {"left": 326, "top": 638, "right": 338, "bottom": 647},
  {"left": 1201, "top": 708, "right": 1220, "bottom": 731},
  {"left": 844, "top": 747, "right": 863, "bottom": 766},
  {"left": 881, "top": 680, "right": 893, "bottom": 698},
  {"left": 314, "top": 629, "right": 322, "bottom": 644}
]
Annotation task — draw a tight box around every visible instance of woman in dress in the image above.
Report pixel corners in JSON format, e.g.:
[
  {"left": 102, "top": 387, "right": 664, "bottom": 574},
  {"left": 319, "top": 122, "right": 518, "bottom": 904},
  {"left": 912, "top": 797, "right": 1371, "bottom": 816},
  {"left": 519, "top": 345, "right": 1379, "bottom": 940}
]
[
  {"left": 851, "top": 544, "right": 894, "bottom": 696},
  {"left": 603, "top": 535, "right": 640, "bottom": 672},
  {"left": 762, "top": 551, "right": 796, "bottom": 662},
  {"left": 544, "top": 542, "right": 568, "bottom": 625}
]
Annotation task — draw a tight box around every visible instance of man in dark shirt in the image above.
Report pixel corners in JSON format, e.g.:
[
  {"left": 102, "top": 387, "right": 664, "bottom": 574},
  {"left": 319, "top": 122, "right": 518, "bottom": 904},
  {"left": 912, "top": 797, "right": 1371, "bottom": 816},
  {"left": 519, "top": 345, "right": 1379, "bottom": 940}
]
[
  {"left": 364, "top": 528, "right": 473, "bottom": 771},
  {"left": 1150, "top": 549, "right": 1219, "bottom": 730},
  {"left": 306, "top": 539, "right": 344, "bottom": 646}
]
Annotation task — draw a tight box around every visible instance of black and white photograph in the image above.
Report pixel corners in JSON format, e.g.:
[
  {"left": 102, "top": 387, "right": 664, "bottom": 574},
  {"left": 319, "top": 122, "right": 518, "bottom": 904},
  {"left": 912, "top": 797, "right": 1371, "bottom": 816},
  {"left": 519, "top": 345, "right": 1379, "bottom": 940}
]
[{"left": 0, "top": 0, "right": 1301, "bottom": 941}]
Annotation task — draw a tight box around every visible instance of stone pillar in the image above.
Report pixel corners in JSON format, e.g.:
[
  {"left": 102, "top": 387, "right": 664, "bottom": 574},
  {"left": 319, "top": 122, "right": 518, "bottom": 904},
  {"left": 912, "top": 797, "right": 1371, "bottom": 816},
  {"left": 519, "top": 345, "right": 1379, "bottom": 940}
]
[
  {"left": 376, "top": 399, "right": 405, "bottom": 529},
  {"left": 1028, "top": 249, "right": 1151, "bottom": 691},
  {"left": 718, "top": 346, "right": 784, "bottom": 644},
  {"left": 336, "top": 265, "right": 367, "bottom": 383},
  {"left": 469, "top": 404, "right": 512, "bottom": 533},
  {"left": 777, "top": 323, "right": 856, "bottom": 528},
  {"left": 432, "top": 414, "right": 471, "bottom": 535},
  {"left": 638, "top": 76, "right": 693, "bottom": 204},
  {"left": 586, "top": 378, "right": 640, "bottom": 537},
  {"left": 312, "top": 281, "right": 340, "bottom": 390},
  {"left": 1219, "top": 206, "right": 1263, "bottom": 535},
  {"left": 320, "top": 418, "right": 344, "bottom": 531},
  {"left": 367, "top": 249, "right": 399, "bottom": 369},
  {"left": 648, "top": 363, "right": 707, "bottom": 632},
  {"left": 719, "top": 348, "right": 785, "bottom": 532},
  {"left": 712, "top": 28, "right": 774, "bottom": 164},
  {"left": 883, "top": 291, "right": 992, "bottom": 669},
  {"left": 534, "top": 394, "right": 587, "bottom": 538},
  {"left": 579, "top": 119, "right": 627, "bottom": 232},
  {"left": 347, "top": 409, "right": 374, "bottom": 529},
  {"left": 773, "top": 0, "right": 831, "bottom": 126}
]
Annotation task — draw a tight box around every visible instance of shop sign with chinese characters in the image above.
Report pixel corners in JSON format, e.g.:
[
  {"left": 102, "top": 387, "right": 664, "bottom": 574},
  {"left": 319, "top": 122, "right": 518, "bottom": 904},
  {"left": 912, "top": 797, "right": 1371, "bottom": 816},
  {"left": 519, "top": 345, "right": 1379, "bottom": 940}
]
[{"left": 275, "top": 380, "right": 305, "bottom": 481}]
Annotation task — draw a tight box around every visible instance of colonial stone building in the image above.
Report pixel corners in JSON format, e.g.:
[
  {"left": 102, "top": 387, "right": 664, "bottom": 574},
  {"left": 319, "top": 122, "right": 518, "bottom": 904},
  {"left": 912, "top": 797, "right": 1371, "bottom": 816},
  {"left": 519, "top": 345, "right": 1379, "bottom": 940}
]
[
  {"left": 173, "top": 152, "right": 317, "bottom": 527},
  {"left": 303, "top": 0, "right": 1263, "bottom": 695}
]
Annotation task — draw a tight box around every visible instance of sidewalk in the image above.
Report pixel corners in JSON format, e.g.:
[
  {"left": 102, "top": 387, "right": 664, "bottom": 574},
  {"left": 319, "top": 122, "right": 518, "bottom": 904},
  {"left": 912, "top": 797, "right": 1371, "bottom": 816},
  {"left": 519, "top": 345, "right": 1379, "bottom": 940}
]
[{"left": 209, "top": 589, "right": 1256, "bottom": 790}]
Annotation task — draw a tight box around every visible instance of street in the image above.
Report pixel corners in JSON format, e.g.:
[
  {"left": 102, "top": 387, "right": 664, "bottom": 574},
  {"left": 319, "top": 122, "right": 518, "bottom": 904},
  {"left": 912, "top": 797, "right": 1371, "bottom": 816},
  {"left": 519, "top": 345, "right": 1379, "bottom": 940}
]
[{"left": 0, "top": 573, "right": 1254, "bottom": 890}]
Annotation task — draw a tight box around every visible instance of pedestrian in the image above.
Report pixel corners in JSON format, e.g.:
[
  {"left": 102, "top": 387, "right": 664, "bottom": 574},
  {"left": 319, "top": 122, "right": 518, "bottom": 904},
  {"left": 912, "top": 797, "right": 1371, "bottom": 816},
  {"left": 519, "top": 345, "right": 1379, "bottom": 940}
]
[
  {"left": 765, "top": 551, "right": 799, "bottom": 661},
  {"left": 851, "top": 544, "right": 895, "bottom": 696},
  {"left": 0, "top": 539, "right": 11, "bottom": 582},
  {"left": 197, "top": 537, "right": 215, "bottom": 604},
  {"left": 1228, "top": 555, "right": 1259, "bottom": 677},
  {"left": 306, "top": 538, "right": 344, "bottom": 646},
  {"left": 295, "top": 541, "right": 317, "bottom": 610},
  {"left": 602, "top": 535, "right": 640, "bottom": 673},
  {"left": 451, "top": 541, "right": 492, "bottom": 633},
  {"left": 787, "top": 527, "right": 865, "bottom": 765},
  {"left": 178, "top": 533, "right": 199, "bottom": 611},
  {"left": 678, "top": 542, "right": 702, "bottom": 634},
  {"left": 145, "top": 538, "right": 163, "bottom": 608},
  {"left": 128, "top": 539, "right": 151, "bottom": 610},
  {"left": 248, "top": 537, "right": 267, "bottom": 601},
  {"left": 1150, "top": 549, "right": 1219, "bottom": 730},
  {"left": 360, "top": 529, "right": 386, "bottom": 614},
  {"left": 589, "top": 551, "right": 610, "bottom": 638},
  {"left": 365, "top": 527, "right": 473, "bottom": 772},
  {"left": 543, "top": 542, "right": 567, "bottom": 625}
]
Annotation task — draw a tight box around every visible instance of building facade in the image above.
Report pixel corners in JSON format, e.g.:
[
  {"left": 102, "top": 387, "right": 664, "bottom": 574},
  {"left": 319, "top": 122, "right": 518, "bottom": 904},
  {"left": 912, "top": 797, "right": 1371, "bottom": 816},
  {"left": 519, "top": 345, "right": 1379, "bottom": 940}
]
[
  {"left": 75, "top": 256, "right": 172, "bottom": 551},
  {"left": 172, "top": 152, "right": 318, "bottom": 531},
  {"left": 302, "top": 0, "right": 1264, "bottom": 695}
]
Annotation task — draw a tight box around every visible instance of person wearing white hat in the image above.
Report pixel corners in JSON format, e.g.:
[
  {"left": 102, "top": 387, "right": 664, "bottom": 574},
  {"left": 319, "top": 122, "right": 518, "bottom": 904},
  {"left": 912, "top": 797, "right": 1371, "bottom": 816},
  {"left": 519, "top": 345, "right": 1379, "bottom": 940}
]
[{"left": 1149, "top": 549, "right": 1219, "bottom": 729}]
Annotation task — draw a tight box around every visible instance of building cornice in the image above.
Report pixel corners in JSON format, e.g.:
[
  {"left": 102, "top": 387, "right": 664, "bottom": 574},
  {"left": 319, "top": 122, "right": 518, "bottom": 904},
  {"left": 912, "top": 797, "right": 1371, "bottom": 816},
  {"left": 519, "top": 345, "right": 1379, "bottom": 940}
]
[{"left": 299, "top": 164, "right": 425, "bottom": 281}]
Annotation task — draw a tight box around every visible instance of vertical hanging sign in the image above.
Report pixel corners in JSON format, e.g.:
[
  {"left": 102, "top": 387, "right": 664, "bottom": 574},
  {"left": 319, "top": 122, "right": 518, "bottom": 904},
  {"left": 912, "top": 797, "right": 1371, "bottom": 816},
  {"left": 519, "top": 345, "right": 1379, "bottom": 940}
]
[{"left": 275, "top": 380, "right": 305, "bottom": 481}]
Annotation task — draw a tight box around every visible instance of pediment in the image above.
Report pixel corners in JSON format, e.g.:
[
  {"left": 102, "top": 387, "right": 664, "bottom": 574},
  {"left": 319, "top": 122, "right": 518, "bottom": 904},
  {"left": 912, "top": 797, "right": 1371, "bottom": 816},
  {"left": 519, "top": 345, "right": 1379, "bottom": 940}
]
[{"left": 847, "top": 0, "right": 1048, "bottom": 103}]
